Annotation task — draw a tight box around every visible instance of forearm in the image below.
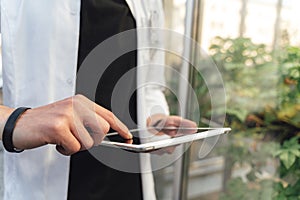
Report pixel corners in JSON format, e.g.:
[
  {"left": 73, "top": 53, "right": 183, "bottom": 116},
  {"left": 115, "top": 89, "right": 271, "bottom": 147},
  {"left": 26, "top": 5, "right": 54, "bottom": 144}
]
[
  {"left": 0, "top": 105, "right": 14, "bottom": 140},
  {"left": 0, "top": 95, "right": 131, "bottom": 155}
]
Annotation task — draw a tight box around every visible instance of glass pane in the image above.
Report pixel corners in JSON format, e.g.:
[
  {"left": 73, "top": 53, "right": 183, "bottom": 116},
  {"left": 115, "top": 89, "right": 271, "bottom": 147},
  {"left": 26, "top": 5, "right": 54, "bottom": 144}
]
[
  {"left": 191, "top": 0, "right": 300, "bottom": 199},
  {"left": 157, "top": 0, "right": 300, "bottom": 199}
]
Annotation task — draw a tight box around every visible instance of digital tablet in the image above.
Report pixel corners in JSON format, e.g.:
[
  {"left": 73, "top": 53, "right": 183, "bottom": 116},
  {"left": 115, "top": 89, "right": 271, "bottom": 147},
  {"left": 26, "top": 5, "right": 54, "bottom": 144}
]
[{"left": 101, "top": 127, "right": 231, "bottom": 153}]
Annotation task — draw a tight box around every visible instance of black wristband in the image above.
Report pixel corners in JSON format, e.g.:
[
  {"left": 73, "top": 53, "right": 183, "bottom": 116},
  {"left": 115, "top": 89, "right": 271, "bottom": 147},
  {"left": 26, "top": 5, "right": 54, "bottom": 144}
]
[{"left": 2, "top": 107, "right": 31, "bottom": 153}]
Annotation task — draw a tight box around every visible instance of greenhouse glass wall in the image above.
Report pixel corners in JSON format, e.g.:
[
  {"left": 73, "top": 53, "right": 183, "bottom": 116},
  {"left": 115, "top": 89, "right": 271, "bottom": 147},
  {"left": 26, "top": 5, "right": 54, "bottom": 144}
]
[{"left": 153, "top": 0, "right": 300, "bottom": 199}]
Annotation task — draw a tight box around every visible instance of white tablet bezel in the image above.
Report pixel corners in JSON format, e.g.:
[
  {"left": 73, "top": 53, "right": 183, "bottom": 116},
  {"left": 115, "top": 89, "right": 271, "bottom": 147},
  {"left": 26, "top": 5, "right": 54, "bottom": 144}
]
[{"left": 100, "top": 127, "right": 231, "bottom": 152}]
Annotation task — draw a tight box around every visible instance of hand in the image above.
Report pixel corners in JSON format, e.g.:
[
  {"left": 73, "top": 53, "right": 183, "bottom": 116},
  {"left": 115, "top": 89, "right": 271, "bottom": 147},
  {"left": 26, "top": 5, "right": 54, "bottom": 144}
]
[
  {"left": 147, "top": 114, "right": 198, "bottom": 137},
  {"left": 146, "top": 114, "right": 197, "bottom": 155},
  {"left": 11, "top": 95, "right": 131, "bottom": 155}
]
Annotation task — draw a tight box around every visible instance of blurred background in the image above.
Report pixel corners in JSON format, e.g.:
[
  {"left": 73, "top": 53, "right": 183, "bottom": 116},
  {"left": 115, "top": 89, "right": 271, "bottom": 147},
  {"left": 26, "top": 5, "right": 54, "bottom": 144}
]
[
  {"left": 0, "top": 0, "right": 299, "bottom": 199},
  {"left": 154, "top": 0, "right": 300, "bottom": 200}
]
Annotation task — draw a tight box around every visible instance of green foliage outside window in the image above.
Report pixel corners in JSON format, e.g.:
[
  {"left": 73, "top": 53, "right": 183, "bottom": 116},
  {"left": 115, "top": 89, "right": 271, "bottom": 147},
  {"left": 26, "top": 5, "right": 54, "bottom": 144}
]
[
  {"left": 163, "top": 35, "right": 299, "bottom": 199},
  {"left": 207, "top": 36, "right": 300, "bottom": 200}
]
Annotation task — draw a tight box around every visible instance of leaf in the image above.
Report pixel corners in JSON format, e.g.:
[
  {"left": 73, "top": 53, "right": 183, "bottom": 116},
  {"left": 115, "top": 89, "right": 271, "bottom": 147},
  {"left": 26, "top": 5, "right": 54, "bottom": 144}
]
[
  {"left": 277, "top": 194, "right": 287, "bottom": 200},
  {"left": 274, "top": 182, "right": 284, "bottom": 191},
  {"left": 289, "top": 149, "right": 300, "bottom": 157},
  {"left": 274, "top": 150, "right": 284, "bottom": 157},
  {"left": 226, "top": 108, "right": 248, "bottom": 122},
  {"left": 280, "top": 151, "right": 296, "bottom": 169},
  {"left": 283, "top": 137, "right": 300, "bottom": 149}
]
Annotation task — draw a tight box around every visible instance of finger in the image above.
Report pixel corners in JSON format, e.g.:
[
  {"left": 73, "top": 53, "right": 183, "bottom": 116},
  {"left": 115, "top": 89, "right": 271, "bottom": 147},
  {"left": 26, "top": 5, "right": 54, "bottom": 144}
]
[
  {"left": 84, "top": 114, "right": 120, "bottom": 146},
  {"left": 97, "top": 109, "right": 132, "bottom": 139},
  {"left": 163, "top": 129, "right": 180, "bottom": 137},
  {"left": 56, "top": 145, "right": 71, "bottom": 156},
  {"left": 177, "top": 129, "right": 197, "bottom": 135},
  {"left": 74, "top": 95, "right": 132, "bottom": 139},
  {"left": 71, "top": 119, "right": 95, "bottom": 150},
  {"left": 163, "top": 127, "right": 196, "bottom": 135},
  {"left": 158, "top": 116, "right": 197, "bottom": 135},
  {"left": 148, "top": 116, "right": 198, "bottom": 136},
  {"left": 166, "top": 116, "right": 197, "bottom": 128},
  {"left": 82, "top": 114, "right": 110, "bottom": 136},
  {"left": 179, "top": 119, "right": 197, "bottom": 128},
  {"left": 152, "top": 147, "right": 172, "bottom": 155},
  {"left": 91, "top": 133, "right": 105, "bottom": 146},
  {"left": 55, "top": 133, "right": 81, "bottom": 155},
  {"left": 152, "top": 148, "right": 165, "bottom": 155},
  {"left": 147, "top": 127, "right": 165, "bottom": 136},
  {"left": 71, "top": 98, "right": 110, "bottom": 137},
  {"left": 125, "top": 138, "right": 133, "bottom": 144},
  {"left": 165, "top": 146, "right": 176, "bottom": 154}
]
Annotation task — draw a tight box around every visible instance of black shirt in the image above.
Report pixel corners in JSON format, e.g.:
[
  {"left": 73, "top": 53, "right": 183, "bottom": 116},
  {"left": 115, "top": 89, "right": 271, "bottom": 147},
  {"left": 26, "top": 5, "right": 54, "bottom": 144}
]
[{"left": 68, "top": 0, "right": 142, "bottom": 199}]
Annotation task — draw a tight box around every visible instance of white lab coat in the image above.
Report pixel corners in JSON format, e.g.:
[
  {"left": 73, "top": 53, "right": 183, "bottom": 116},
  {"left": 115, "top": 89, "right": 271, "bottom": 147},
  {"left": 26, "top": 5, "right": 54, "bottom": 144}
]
[
  {"left": 0, "top": 35, "right": 2, "bottom": 88},
  {"left": 0, "top": 0, "right": 169, "bottom": 199}
]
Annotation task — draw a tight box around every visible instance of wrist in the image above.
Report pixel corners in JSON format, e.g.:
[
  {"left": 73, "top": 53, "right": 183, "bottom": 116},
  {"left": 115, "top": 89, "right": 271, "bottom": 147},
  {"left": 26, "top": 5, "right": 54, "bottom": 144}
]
[
  {"left": 0, "top": 106, "right": 14, "bottom": 140},
  {"left": 2, "top": 107, "right": 31, "bottom": 153}
]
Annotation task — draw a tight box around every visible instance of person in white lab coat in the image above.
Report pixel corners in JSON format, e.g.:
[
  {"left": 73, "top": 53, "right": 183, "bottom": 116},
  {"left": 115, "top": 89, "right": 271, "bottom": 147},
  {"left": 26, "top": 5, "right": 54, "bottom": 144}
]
[
  {"left": 0, "top": 0, "right": 196, "bottom": 199},
  {"left": 0, "top": 35, "right": 2, "bottom": 105},
  {"left": 0, "top": 34, "right": 2, "bottom": 89}
]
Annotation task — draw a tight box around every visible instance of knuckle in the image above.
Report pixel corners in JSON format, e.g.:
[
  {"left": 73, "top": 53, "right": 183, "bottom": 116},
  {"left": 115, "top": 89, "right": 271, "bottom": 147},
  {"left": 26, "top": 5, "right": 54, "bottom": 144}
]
[
  {"left": 75, "top": 94, "right": 84, "bottom": 98},
  {"left": 105, "top": 111, "right": 115, "bottom": 122},
  {"left": 85, "top": 139, "right": 94, "bottom": 149},
  {"left": 62, "top": 97, "right": 74, "bottom": 107},
  {"left": 51, "top": 114, "right": 69, "bottom": 133},
  {"left": 101, "top": 121, "right": 110, "bottom": 134},
  {"left": 74, "top": 94, "right": 86, "bottom": 102},
  {"left": 69, "top": 143, "right": 81, "bottom": 154},
  {"left": 61, "top": 96, "right": 79, "bottom": 109},
  {"left": 59, "top": 100, "right": 74, "bottom": 115}
]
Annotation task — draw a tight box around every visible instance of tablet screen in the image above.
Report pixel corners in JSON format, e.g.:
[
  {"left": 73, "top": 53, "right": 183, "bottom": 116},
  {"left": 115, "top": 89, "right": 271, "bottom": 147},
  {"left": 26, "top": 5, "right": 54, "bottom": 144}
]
[
  {"left": 104, "top": 127, "right": 220, "bottom": 145},
  {"left": 104, "top": 134, "right": 141, "bottom": 144}
]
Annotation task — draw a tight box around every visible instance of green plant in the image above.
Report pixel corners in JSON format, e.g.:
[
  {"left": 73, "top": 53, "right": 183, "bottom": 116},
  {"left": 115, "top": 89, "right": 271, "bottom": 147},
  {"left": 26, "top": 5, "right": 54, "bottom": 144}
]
[
  {"left": 209, "top": 37, "right": 277, "bottom": 124},
  {"left": 220, "top": 137, "right": 300, "bottom": 200},
  {"left": 207, "top": 36, "right": 300, "bottom": 199},
  {"left": 274, "top": 137, "right": 300, "bottom": 195},
  {"left": 207, "top": 36, "right": 300, "bottom": 139},
  {"left": 163, "top": 36, "right": 300, "bottom": 199}
]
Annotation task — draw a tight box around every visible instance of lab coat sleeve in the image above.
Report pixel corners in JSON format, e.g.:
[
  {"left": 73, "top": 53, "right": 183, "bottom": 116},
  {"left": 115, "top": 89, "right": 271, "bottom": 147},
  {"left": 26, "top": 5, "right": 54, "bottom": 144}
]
[
  {"left": 144, "top": 64, "right": 170, "bottom": 118},
  {"left": 0, "top": 0, "right": 2, "bottom": 88},
  {"left": 0, "top": 0, "right": 1, "bottom": 33},
  {"left": 143, "top": 0, "right": 169, "bottom": 119}
]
